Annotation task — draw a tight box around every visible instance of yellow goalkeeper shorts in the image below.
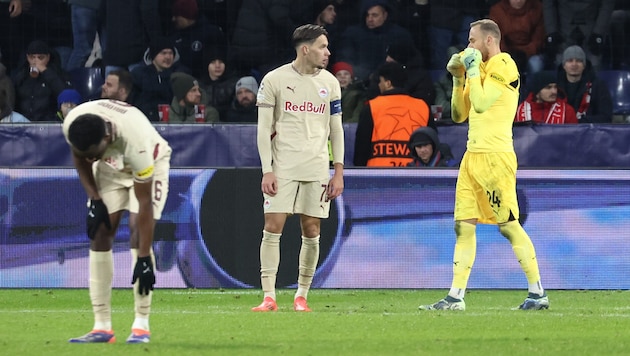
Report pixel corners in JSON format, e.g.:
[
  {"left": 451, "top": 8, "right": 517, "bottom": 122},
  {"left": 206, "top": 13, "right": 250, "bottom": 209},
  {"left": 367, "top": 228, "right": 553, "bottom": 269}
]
[{"left": 454, "top": 151, "right": 519, "bottom": 224}]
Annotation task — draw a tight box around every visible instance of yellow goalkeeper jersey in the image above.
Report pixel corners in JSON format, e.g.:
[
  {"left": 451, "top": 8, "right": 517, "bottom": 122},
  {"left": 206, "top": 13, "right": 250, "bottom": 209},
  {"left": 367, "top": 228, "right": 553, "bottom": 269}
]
[{"left": 459, "top": 52, "right": 520, "bottom": 153}]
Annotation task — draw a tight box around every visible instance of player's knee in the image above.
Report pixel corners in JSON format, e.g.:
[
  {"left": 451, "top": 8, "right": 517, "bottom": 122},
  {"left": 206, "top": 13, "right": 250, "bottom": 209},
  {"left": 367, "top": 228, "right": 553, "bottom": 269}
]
[
  {"left": 498, "top": 220, "right": 521, "bottom": 240},
  {"left": 91, "top": 233, "right": 115, "bottom": 251},
  {"left": 263, "top": 222, "right": 284, "bottom": 234},
  {"left": 300, "top": 217, "right": 320, "bottom": 237},
  {"left": 263, "top": 214, "right": 286, "bottom": 233},
  {"left": 454, "top": 220, "right": 476, "bottom": 238},
  {"left": 301, "top": 226, "right": 320, "bottom": 238}
]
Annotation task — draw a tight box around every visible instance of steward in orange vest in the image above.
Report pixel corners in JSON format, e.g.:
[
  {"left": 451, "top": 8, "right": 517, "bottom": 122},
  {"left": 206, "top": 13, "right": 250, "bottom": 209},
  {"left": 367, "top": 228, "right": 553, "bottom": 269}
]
[{"left": 353, "top": 62, "right": 431, "bottom": 167}]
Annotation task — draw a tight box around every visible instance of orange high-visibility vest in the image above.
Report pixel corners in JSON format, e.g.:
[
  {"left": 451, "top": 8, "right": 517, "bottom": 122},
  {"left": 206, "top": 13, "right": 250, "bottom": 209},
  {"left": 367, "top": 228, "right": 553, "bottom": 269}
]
[{"left": 367, "top": 94, "right": 430, "bottom": 167}]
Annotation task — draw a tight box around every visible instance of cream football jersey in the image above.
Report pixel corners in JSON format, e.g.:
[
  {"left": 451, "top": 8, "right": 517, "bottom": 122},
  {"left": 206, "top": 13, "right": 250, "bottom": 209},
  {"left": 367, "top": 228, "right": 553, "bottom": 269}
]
[
  {"left": 257, "top": 63, "right": 342, "bottom": 181},
  {"left": 63, "top": 99, "right": 171, "bottom": 182}
]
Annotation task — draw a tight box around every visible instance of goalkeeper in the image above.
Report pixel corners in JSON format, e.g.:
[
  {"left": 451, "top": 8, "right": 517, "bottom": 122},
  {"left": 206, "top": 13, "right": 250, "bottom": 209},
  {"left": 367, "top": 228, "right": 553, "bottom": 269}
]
[
  {"left": 419, "top": 19, "right": 549, "bottom": 311},
  {"left": 63, "top": 100, "right": 172, "bottom": 343}
]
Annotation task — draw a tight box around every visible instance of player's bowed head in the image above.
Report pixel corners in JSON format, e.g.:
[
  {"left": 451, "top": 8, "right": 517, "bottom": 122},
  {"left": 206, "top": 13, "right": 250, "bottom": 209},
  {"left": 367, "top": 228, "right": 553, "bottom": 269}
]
[{"left": 67, "top": 114, "right": 112, "bottom": 162}]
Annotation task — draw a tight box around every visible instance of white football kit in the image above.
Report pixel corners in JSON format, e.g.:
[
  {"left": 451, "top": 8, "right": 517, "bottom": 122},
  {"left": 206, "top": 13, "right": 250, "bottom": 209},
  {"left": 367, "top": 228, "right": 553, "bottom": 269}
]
[
  {"left": 63, "top": 99, "right": 172, "bottom": 218},
  {"left": 256, "top": 63, "right": 344, "bottom": 217},
  {"left": 257, "top": 63, "right": 344, "bottom": 181}
]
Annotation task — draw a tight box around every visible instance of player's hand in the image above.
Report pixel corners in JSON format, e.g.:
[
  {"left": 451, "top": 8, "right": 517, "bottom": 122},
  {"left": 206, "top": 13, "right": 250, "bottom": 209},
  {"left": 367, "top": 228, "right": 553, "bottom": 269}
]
[
  {"left": 461, "top": 48, "right": 482, "bottom": 78},
  {"left": 132, "top": 256, "right": 155, "bottom": 295},
  {"left": 326, "top": 174, "right": 344, "bottom": 201},
  {"left": 33, "top": 62, "right": 48, "bottom": 73},
  {"left": 86, "top": 199, "right": 111, "bottom": 240},
  {"left": 446, "top": 53, "right": 465, "bottom": 78},
  {"left": 8, "top": 0, "right": 22, "bottom": 18},
  {"left": 261, "top": 172, "right": 277, "bottom": 196}
]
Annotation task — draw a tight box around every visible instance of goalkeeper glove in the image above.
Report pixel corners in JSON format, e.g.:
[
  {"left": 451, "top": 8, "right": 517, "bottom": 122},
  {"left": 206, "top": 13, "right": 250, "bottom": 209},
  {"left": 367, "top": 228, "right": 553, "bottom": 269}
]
[
  {"left": 461, "top": 48, "right": 482, "bottom": 78},
  {"left": 87, "top": 199, "right": 111, "bottom": 240},
  {"left": 132, "top": 256, "right": 156, "bottom": 295},
  {"left": 446, "top": 53, "right": 465, "bottom": 78}
]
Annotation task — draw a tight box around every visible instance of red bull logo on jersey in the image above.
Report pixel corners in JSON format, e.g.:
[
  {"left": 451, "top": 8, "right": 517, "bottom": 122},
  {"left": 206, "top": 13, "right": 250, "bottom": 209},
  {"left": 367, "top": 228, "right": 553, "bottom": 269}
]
[{"left": 284, "top": 101, "right": 326, "bottom": 114}]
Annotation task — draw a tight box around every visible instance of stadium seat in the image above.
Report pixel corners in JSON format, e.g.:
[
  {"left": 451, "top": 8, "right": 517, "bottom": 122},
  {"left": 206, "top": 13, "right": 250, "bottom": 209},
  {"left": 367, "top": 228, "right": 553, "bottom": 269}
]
[
  {"left": 68, "top": 67, "right": 105, "bottom": 101},
  {"left": 598, "top": 70, "right": 630, "bottom": 115}
]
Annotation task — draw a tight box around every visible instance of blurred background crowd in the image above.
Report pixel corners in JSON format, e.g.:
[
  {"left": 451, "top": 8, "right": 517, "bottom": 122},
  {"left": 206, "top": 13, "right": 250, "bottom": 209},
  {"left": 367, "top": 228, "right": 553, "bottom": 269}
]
[{"left": 0, "top": 0, "right": 628, "bottom": 126}]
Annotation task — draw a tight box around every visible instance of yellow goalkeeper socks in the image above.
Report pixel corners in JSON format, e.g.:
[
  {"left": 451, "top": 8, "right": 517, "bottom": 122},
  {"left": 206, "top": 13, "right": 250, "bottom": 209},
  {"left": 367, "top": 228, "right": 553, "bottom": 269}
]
[
  {"left": 499, "top": 220, "right": 544, "bottom": 295},
  {"left": 448, "top": 221, "right": 476, "bottom": 300}
]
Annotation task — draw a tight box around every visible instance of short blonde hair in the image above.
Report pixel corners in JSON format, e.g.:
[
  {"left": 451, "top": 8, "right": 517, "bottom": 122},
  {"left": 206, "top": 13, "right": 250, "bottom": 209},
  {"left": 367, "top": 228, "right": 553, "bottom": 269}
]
[{"left": 470, "top": 19, "right": 501, "bottom": 42}]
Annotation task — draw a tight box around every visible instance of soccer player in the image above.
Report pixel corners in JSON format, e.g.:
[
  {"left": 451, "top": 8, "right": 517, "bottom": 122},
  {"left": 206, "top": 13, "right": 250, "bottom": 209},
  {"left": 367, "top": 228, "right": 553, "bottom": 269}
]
[
  {"left": 419, "top": 19, "right": 549, "bottom": 311},
  {"left": 252, "top": 24, "right": 344, "bottom": 312},
  {"left": 64, "top": 99, "right": 171, "bottom": 343}
]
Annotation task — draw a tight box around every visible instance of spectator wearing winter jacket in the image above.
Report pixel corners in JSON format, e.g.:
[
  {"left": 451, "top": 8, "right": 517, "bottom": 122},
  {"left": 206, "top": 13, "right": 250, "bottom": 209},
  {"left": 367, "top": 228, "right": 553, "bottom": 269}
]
[
  {"left": 338, "top": 0, "right": 416, "bottom": 81},
  {"left": 131, "top": 37, "right": 190, "bottom": 121},
  {"left": 489, "top": 0, "right": 546, "bottom": 75},
  {"left": 556, "top": 45, "right": 612, "bottom": 123},
  {"left": 13, "top": 40, "right": 69, "bottom": 121},
  {"left": 224, "top": 76, "right": 258, "bottom": 122},
  {"left": 167, "top": 72, "right": 219, "bottom": 123},
  {"left": 515, "top": 70, "right": 577, "bottom": 124},
  {"left": 331, "top": 61, "right": 365, "bottom": 123},
  {"left": 407, "top": 126, "right": 457, "bottom": 167},
  {"left": 170, "top": 0, "right": 227, "bottom": 79},
  {"left": 201, "top": 45, "right": 238, "bottom": 120}
]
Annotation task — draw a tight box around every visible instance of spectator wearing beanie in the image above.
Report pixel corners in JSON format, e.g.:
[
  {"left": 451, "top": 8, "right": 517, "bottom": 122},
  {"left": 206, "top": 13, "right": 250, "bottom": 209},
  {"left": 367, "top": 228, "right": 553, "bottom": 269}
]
[
  {"left": 201, "top": 44, "right": 238, "bottom": 119},
  {"left": 56, "top": 89, "right": 83, "bottom": 121},
  {"left": 312, "top": 0, "right": 336, "bottom": 26},
  {"left": 331, "top": 61, "right": 365, "bottom": 123},
  {"left": 407, "top": 126, "right": 457, "bottom": 167},
  {"left": 515, "top": 71, "right": 577, "bottom": 124},
  {"left": 311, "top": 0, "right": 340, "bottom": 64},
  {"left": 168, "top": 72, "right": 219, "bottom": 123},
  {"left": 171, "top": 0, "right": 227, "bottom": 79},
  {"left": 14, "top": 39, "right": 70, "bottom": 122},
  {"left": 556, "top": 45, "right": 613, "bottom": 123},
  {"left": 224, "top": 76, "right": 258, "bottom": 122},
  {"left": 131, "top": 37, "right": 191, "bottom": 121}
]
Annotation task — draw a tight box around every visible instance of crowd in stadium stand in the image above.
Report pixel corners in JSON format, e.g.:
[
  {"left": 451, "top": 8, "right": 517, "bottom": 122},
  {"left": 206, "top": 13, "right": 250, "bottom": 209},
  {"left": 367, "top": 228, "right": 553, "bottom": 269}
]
[{"left": 0, "top": 0, "right": 627, "bottom": 125}]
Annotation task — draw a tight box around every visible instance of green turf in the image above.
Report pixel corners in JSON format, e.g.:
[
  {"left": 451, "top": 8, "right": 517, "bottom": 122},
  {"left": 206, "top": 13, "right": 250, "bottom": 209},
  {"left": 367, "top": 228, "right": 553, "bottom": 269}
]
[{"left": 0, "top": 289, "right": 628, "bottom": 355}]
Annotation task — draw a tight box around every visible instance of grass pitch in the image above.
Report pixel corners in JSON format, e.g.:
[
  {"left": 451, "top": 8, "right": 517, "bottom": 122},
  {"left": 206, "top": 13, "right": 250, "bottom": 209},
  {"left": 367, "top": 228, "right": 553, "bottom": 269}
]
[{"left": 0, "top": 289, "right": 628, "bottom": 355}]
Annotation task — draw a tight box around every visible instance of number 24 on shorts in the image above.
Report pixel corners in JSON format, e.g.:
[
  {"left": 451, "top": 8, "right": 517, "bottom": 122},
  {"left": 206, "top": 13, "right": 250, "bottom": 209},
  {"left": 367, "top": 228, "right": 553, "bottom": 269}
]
[{"left": 486, "top": 190, "right": 501, "bottom": 208}]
